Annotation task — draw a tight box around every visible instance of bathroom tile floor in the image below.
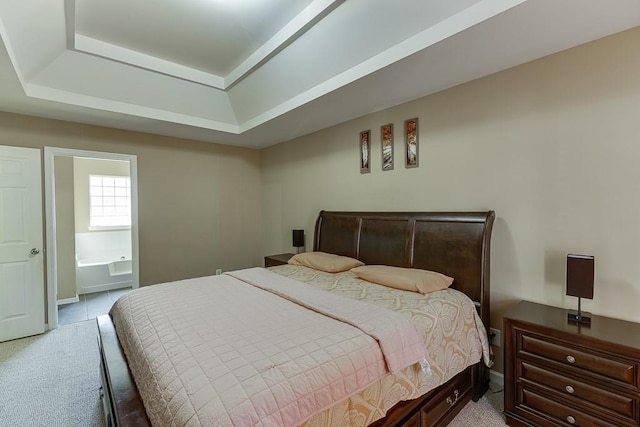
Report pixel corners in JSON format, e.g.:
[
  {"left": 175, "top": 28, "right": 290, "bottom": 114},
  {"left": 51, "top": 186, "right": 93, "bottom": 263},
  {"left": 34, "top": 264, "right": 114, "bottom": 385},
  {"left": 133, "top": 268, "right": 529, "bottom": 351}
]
[{"left": 58, "top": 287, "right": 132, "bottom": 326}]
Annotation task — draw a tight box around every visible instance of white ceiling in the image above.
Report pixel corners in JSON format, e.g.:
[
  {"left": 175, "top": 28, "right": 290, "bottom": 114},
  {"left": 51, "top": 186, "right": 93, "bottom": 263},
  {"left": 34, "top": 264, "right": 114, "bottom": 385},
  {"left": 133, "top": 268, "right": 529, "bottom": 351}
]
[{"left": 0, "top": 0, "right": 639, "bottom": 149}]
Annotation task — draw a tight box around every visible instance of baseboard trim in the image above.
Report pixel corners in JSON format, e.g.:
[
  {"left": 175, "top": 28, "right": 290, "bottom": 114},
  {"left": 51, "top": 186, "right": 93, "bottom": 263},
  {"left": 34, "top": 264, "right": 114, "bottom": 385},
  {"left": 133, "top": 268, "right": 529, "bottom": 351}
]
[
  {"left": 489, "top": 369, "right": 504, "bottom": 391},
  {"left": 79, "top": 281, "right": 132, "bottom": 294},
  {"left": 57, "top": 296, "right": 80, "bottom": 305}
]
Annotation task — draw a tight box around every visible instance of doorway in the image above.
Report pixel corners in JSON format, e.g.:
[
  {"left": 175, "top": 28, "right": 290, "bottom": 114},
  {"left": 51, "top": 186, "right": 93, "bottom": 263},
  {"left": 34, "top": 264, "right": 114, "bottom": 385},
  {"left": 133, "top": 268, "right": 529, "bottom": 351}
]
[{"left": 44, "top": 147, "right": 139, "bottom": 330}]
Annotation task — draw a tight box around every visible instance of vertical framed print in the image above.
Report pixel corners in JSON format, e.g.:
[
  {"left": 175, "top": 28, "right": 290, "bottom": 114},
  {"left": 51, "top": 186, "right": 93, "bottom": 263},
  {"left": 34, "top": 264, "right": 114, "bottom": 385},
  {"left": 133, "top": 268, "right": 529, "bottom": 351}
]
[
  {"left": 381, "top": 123, "right": 393, "bottom": 171},
  {"left": 360, "top": 130, "right": 371, "bottom": 174},
  {"left": 404, "top": 118, "right": 418, "bottom": 168}
]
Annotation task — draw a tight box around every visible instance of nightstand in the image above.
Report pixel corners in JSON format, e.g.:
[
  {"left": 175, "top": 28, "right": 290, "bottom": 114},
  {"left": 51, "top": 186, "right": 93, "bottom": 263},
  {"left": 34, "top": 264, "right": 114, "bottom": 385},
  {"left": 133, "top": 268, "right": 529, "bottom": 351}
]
[
  {"left": 504, "top": 300, "right": 640, "bottom": 426},
  {"left": 264, "top": 253, "right": 294, "bottom": 267}
]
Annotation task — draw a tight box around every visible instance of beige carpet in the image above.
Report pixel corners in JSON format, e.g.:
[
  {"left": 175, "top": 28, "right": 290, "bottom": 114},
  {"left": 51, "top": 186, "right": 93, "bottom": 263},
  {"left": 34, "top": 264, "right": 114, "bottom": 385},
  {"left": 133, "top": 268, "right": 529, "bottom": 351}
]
[
  {"left": 0, "top": 320, "right": 505, "bottom": 426},
  {"left": 449, "top": 386, "right": 506, "bottom": 426},
  {"left": 0, "top": 320, "right": 105, "bottom": 427}
]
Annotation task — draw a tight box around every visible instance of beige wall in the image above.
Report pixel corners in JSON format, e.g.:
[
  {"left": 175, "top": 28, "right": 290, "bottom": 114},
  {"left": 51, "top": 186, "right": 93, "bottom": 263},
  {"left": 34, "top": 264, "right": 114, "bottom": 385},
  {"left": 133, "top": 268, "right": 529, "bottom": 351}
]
[
  {"left": 0, "top": 113, "right": 262, "bottom": 293},
  {"left": 73, "top": 157, "right": 130, "bottom": 233},
  {"left": 261, "top": 27, "right": 640, "bottom": 372},
  {"left": 54, "top": 156, "right": 76, "bottom": 301},
  {"left": 3, "top": 26, "right": 639, "bottom": 373}
]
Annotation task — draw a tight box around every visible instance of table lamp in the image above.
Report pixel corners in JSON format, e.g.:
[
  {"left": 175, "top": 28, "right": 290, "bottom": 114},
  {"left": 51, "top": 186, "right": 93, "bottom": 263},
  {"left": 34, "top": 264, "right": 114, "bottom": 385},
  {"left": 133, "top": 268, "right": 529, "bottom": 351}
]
[
  {"left": 566, "top": 254, "right": 594, "bottom": 325},
  {"left": 292, "top": 229, "right": 304, "bottom": 254}
]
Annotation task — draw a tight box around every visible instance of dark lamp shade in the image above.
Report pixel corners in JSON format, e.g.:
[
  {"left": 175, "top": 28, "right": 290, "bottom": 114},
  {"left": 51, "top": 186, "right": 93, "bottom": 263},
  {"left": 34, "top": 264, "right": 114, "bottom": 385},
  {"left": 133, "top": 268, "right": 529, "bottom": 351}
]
[
  {"left": 292, "top": 230, "right": 305, "bottom": 248},
  {"left": 566, "top": 254, "right": 594, "bottom": 299}
]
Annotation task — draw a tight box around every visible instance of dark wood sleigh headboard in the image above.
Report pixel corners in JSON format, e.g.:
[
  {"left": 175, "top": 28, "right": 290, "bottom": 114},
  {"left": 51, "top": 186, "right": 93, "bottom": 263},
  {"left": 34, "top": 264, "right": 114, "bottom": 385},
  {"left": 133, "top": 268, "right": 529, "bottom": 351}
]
[{"left": 313, "top": 210, "right": 495, "bottom": 329}]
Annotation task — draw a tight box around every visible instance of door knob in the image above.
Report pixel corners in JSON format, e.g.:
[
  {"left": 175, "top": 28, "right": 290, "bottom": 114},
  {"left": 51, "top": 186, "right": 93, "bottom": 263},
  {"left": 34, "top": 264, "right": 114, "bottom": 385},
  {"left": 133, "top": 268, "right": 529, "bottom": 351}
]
[{"left": 30, "top": 248, "right": 40, "bottom": 255}]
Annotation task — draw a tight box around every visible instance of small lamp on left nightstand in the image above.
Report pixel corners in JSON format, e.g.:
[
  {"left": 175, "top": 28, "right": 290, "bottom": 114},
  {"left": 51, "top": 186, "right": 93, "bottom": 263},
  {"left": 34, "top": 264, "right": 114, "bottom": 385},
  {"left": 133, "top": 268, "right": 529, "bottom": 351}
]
[{"left": 292, "top": 229, "right": 304, "bottom": 254}]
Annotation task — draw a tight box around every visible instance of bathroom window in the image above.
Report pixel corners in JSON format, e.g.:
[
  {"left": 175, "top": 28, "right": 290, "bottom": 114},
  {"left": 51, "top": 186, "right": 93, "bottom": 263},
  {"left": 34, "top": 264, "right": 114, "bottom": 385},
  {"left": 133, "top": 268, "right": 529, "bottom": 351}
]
[{"left": 89, "top": 175, "right": 131, "bottom": 228}]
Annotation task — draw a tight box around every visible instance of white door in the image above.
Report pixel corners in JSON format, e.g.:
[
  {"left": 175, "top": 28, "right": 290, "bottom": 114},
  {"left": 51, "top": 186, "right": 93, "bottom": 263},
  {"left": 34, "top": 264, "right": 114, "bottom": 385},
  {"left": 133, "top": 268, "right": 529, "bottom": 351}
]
[{"left": 0, "top": 146, "right": 44, "bottom": 342}]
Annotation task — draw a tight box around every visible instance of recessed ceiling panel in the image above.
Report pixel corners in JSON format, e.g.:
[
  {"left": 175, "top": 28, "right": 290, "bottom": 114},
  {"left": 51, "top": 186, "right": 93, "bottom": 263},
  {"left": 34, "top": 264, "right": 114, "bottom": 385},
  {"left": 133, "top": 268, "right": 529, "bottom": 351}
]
[{"left": 75, "top": 0, "right": 314, "bottom": 75}]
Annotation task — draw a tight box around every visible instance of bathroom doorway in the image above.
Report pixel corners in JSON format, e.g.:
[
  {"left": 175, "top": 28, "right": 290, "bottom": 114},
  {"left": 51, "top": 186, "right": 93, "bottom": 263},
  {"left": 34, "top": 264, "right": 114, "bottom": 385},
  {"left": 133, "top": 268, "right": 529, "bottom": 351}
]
[{"left": 44, "top": 147, "right": 139, "bottom": 329}]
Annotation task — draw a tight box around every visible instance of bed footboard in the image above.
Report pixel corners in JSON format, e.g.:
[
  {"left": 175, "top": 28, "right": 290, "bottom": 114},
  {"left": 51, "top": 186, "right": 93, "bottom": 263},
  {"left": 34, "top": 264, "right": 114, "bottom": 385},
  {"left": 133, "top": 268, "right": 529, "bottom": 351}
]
[{"left": 97, "top": 315, "right": 150, "bottom": 427}]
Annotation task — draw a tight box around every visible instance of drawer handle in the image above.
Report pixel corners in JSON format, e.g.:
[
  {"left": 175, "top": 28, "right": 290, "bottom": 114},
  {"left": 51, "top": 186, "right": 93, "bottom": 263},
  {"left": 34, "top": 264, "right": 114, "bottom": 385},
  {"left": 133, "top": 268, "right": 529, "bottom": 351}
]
[
  {"left": 565, "top": 385, "right": 575, "bottom": 394},
  {"left": 446, "top": 389, "right": 459, "bottom": 406},
  {"left": 566, "top": 415, "right": 576, "bottom": 424},
  {"left": 566, "top": 355, "right": 576, "bottom": 364}
]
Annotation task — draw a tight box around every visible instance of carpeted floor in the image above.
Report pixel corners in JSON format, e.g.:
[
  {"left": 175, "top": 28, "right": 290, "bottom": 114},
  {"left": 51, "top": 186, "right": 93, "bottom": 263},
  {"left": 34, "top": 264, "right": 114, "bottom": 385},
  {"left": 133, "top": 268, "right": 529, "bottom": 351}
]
[
  {"left": 0, "top": 320, "right": 105, "bottom": 427},
  {"left": 449, "top": 385, "right": 506, "bottom": 426},
  {"left": 0, "top": 321, "right": 506, "bottom": 426}
]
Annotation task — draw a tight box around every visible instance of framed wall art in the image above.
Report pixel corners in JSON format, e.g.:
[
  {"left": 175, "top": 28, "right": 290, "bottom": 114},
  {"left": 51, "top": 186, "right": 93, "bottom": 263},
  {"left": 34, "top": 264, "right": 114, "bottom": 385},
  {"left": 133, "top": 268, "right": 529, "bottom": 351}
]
[
  {"left": 381, "top": 123, "right": 393, "bottom": 171},
  {"left": 404, "top": 118, "right": 418, "bottom": 168},
  {"left": 359, "top": 130, "right": 371, "bottom": 174}
]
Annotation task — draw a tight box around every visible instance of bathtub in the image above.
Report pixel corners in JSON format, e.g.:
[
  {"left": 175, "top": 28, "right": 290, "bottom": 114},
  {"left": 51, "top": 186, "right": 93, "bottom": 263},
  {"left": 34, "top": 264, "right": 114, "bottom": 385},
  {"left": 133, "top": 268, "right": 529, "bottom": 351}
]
[{"left": 76, "top": 256, "right": 132, "bottom": 294}]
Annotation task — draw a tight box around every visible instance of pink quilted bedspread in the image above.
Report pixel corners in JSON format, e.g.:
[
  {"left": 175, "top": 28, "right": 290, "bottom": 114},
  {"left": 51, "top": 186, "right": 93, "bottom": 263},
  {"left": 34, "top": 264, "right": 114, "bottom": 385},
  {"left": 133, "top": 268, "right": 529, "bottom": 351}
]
[{"left": 110, "top": 268, "right": 427, "bottom": 427}]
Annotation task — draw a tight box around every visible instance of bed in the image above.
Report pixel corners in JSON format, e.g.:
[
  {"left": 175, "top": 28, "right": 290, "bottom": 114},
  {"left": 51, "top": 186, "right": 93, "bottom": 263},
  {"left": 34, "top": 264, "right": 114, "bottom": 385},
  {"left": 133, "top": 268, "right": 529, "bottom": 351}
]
[{"left": 97, "top": 210, "right": 495, "bottom": 427}]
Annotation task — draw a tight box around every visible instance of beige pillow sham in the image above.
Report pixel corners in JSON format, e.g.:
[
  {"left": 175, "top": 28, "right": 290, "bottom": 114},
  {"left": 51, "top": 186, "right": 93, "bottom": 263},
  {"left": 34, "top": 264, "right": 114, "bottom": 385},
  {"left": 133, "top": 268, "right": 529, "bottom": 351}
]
[
  {"left": 351, "top": 265, "right": 453, "bottom": 294},
  {"left": 288, "top": 251, "right": 364, "bottom": 273}
]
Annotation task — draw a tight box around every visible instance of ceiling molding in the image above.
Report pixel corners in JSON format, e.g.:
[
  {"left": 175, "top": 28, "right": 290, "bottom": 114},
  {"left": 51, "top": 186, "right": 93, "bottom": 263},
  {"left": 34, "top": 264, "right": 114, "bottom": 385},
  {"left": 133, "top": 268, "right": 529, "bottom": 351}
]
[
  {"left": 0, "top": 0, "right": 639, "bottom": 148},
  {"left": 26, "top": 83, "right": 240, "bottom": 133},
  {"left": 64, "top": 0, "right": 75, "bottom": 49},
  {"left": 73, "top": 34, "right": 227, "bottom": 89}
]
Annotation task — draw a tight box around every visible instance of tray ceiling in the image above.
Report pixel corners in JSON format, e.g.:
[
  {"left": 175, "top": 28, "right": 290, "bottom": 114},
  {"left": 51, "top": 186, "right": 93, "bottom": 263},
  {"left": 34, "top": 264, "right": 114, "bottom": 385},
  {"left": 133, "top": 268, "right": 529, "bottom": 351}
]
[{"left": 0, "top": 0, "right": 639, "bottom": 148}]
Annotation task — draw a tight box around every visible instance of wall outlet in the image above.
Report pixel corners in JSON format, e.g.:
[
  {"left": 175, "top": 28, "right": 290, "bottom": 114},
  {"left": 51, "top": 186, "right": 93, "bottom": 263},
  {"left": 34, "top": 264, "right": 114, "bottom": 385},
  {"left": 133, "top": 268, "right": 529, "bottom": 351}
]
[
  {"left": 489, "top": 328, "right": 501, "bottom": 347},
  {"left": 215, "top": 268, "right": 222, "bottom": 275}
]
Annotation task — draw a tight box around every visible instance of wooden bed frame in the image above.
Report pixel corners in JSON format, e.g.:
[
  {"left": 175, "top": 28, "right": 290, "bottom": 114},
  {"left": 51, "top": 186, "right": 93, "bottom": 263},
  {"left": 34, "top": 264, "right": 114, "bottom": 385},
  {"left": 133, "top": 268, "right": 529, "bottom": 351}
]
[{"left": 97, "top": 210, "right": 495, "bottom": 427}]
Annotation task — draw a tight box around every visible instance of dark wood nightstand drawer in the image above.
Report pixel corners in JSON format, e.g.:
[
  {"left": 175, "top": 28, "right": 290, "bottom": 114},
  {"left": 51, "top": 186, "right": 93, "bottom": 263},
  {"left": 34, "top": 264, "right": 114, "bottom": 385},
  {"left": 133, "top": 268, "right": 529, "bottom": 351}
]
[
  {"left": 519, "top": 387, "right": 630, "bottom": 427},
  {"left": 520, "top": 361, "right": 637, "bottom": 420},
  {"left": 519, "top": 334, "right": 638, "bottom": 388}
]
